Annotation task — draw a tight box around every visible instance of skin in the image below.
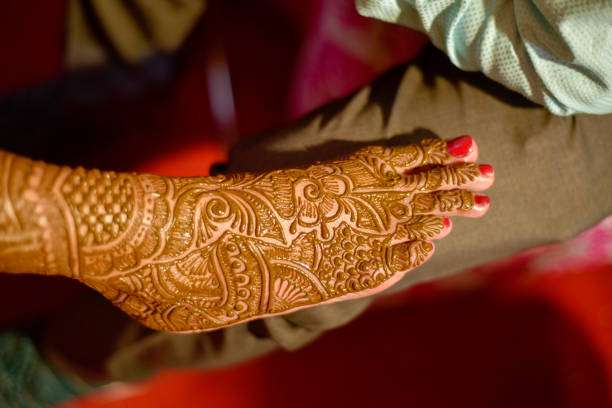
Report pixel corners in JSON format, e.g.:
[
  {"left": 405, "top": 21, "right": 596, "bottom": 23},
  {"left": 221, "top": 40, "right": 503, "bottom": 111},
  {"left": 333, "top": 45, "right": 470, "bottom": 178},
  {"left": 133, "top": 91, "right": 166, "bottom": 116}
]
[{"left": 0, "top": 136, "right": 493, "bottom": 333}]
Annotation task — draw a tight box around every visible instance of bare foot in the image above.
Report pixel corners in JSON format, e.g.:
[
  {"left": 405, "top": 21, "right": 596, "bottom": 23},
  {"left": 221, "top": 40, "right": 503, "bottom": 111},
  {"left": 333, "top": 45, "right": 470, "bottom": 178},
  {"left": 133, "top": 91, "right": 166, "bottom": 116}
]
[{"left": 0, "top": 136, "right": 493, "bottom": 332}]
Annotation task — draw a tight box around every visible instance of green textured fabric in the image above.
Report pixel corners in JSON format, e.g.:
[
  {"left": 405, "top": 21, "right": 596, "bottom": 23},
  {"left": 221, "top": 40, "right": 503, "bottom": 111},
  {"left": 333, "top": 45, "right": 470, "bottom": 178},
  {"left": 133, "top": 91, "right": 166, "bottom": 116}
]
[
  {"left": 0, "top": 332, "right": 84, "bottom": 407},
  {"left": 357, "top": 0, "right": 612, "bottom": 115}
]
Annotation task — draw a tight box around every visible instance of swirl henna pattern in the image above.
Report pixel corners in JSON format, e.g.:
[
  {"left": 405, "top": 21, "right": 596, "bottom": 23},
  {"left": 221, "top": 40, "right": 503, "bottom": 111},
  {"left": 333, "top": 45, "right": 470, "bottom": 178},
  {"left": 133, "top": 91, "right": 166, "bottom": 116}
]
[{"left": 0, "top": 138, "right": 489, "bottom": 332}]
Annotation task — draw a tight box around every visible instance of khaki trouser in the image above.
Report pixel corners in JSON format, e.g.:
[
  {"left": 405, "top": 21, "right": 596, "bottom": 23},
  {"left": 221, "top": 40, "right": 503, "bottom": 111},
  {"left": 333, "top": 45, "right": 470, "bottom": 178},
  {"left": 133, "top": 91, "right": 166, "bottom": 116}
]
[{"left": 47, "top": 47, "right": 612, "bottom": 382}]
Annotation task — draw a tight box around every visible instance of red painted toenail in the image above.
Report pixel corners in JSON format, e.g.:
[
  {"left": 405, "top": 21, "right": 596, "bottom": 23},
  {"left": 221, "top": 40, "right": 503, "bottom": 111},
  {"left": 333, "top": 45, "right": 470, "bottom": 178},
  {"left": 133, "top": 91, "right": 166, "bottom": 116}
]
[
  {"left": 475, "top": 195, "right": 491, "bottom": 207},
  {"left": 478, "top": 164, "right": 494, "bottom": 176},
  {"left": 443, "top": 217, "right": 451, "bottom": 228},
  {"left": 447, "top": 135, "right": 473, "bottom": 158}
]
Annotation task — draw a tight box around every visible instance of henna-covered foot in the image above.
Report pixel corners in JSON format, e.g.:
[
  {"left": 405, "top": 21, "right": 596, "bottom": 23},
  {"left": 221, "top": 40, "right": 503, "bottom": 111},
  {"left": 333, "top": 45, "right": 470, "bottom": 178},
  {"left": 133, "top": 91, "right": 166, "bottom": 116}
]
[{"left": 0, "top": 136, "right": 493, "bottom": 332}]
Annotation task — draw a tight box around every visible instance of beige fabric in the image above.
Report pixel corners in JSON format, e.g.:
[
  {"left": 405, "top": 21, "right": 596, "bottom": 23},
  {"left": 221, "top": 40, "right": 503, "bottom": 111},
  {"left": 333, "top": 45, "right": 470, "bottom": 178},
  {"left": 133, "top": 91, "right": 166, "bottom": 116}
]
[
  {"left": 47, "top": 47, "right": 612, "bottom": 382},
  {"left": 100, "top": 292, "right": 369, "bottom": 381},
  {"left": 66, "top": 0, "right": 207, "bottom": 68},
  {"left": 66, "top": 0, "right": 107, "bottom": 68},
  {"left": 228, "top": 46, "right": 612, "bottom": 350}
]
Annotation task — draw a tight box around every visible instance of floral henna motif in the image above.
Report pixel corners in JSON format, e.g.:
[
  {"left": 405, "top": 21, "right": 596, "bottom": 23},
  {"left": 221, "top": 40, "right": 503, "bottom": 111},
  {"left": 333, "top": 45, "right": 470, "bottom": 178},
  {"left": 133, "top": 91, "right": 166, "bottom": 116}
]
[
  {"left": 0, "top": 138, "right": 478, "bottom": 332},
  {"left": 84, "top": 222, "right": 433, "bottom": 331}
]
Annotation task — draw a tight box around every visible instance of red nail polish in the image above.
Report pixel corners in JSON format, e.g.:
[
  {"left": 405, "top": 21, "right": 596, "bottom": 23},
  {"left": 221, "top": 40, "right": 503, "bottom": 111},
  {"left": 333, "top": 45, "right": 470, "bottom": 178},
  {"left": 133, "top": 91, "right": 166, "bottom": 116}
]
[
  {"left": 447, "top": 135, "right": 473, "bottom": 158},
  {"left": 443, "top": 217, "right": 451, "bottom": 228},
  {"left": 475, "top": 195, "right": 491, "bottom": 207},
  {"left": 478, "top": 164, "right": 494, "bottom": 176}
]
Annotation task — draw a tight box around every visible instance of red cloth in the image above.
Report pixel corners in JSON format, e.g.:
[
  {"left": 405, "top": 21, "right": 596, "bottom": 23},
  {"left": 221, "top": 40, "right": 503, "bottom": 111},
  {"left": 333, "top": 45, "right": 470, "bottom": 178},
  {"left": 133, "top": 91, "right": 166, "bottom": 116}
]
[
  {"left": 62, "top": 264, "right": 612, "bottom": 408},
  {"left": 0, "top": 1, "right": 66, "bottom": 94}
]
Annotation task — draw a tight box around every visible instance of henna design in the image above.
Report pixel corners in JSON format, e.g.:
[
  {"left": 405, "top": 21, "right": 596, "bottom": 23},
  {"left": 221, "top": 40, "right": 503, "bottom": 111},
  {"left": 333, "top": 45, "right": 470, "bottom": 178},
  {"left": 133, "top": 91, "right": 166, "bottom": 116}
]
[
  {"left": 0, "top": 153, "right": 72, "bottom": 276},
  {"left": 393, "top": 216, "right": 446, "bottom": 242},
  {"left": 0, "top": 138, "right": 478, "bottom": 332}
]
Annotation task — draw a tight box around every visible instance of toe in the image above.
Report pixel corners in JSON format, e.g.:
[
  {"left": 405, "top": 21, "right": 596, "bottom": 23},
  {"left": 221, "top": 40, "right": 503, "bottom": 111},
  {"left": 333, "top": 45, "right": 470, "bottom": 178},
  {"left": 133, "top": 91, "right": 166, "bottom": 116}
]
[
  {"left": 445, "top": 135, "right": 479, "bottom": 164},
  {"left": 399, "top": 135, "right": 480, "bottom": 175},
  {"left": 463, "top": 194, "right": 491, "bottom": 217},
  {"left": 403, "top": 162, "right": 494, "bottom": 193},
  {"left": 387, "top": 240, "right": 435, "bottom": 275},
  {"left": 436, "top": 217, "right": 453, "bottom": 239},
  {"left": 391, "top": 216, "right": 449, "bottom": 244},
  {"left": 349, "top": 135, "right": 480, "bottom": 175},
  {"left": 471, "top": 164, "right": 495, "bottom": 191},
  {"left": 410, "top": 190, "right": 491, "bottom": 218}
]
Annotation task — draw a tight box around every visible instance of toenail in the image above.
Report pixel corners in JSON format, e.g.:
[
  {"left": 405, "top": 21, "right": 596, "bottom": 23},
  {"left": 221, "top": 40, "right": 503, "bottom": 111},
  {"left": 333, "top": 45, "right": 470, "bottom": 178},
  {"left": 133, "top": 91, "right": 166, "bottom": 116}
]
[
  {"left": 447, "top": 135, "right": 473, "bottom": 158},
  {"left": 474, "top": 195, "right": 491, "bottom": 208},
  {"left": 478, "top": 164, "right": 494, "bottom": 177}
]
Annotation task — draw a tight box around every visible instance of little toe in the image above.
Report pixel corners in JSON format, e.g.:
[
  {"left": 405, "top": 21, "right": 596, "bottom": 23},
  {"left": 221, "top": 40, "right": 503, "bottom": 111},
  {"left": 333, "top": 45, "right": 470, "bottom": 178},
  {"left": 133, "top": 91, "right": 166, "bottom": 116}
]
[
  {"left": 436, "top": 217, "right": 453, "bottom": 239},
  {"left": 387, "top": 240, "right": 435, "bottom": 275}
]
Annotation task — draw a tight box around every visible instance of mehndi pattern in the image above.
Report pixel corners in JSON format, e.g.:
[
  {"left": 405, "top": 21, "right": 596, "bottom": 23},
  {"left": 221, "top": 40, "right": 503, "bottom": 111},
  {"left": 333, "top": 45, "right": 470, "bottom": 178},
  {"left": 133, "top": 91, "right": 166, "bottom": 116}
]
[{"left": 0, "top": 138, "right": 478, "bottom": 332}]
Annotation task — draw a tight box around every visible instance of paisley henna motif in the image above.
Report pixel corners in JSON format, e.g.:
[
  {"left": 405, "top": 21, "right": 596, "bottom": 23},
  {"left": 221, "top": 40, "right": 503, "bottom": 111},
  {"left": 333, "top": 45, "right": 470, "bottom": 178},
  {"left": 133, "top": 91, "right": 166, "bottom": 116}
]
[{"left": 0, "top": 138, "right": 481, "bottom": 332}]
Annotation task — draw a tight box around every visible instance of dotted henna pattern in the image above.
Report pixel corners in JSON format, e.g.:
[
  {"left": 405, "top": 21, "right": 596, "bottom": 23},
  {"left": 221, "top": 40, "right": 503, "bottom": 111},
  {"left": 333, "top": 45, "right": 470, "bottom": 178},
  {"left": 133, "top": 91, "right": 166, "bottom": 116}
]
[
  {"left": 0, "top": 138, "right": 480, "bottom": 332},
  {"left": 62, "top": 169, "right": 135, "bottom": 245}
]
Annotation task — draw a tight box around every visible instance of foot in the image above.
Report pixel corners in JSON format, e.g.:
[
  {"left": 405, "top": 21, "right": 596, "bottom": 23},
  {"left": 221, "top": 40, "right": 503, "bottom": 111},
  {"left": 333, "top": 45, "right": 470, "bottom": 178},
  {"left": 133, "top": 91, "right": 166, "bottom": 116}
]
[{"left": 0, "top": 136, "right": 493, "bottom": 332}]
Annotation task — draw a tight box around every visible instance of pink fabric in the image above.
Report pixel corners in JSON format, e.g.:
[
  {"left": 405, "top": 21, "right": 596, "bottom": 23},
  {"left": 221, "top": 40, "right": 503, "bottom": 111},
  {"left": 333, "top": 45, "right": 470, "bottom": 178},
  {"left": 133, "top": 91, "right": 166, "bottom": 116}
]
[
  {"left": 283, "top": 0, "right": 427, "bottom": 118},
  {"left": 473, "top": 215, "right": 612, "bottom": 278}
]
